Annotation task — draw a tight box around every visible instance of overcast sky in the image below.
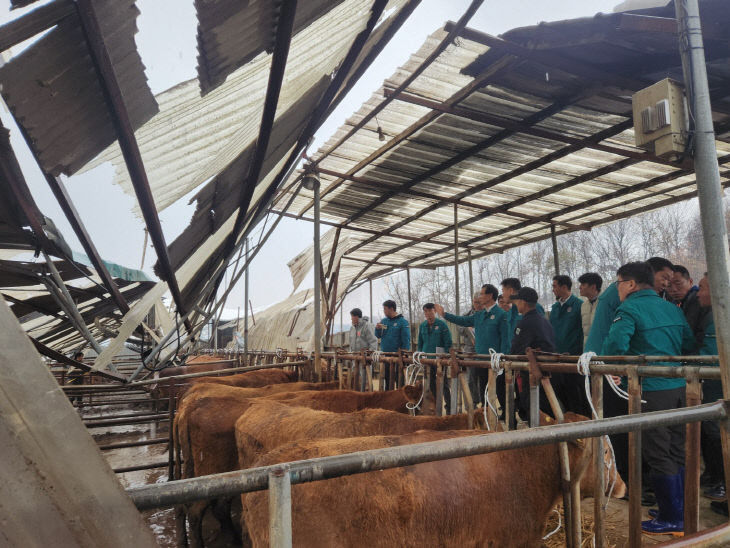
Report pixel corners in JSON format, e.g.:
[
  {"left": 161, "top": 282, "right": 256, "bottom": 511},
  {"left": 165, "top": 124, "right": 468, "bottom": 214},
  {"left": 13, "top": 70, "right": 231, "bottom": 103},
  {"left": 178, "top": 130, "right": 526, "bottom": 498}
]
[{"left": 1, "top": 0, "right": 631, "bottom": 322}]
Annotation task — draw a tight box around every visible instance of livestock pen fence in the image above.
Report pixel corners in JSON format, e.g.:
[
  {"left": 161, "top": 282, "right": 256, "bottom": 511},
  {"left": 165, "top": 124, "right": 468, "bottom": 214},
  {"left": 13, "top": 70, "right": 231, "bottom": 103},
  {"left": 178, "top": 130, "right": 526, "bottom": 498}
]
[{"left": 54, "top": 349, "right": 730, "bottom": 548}]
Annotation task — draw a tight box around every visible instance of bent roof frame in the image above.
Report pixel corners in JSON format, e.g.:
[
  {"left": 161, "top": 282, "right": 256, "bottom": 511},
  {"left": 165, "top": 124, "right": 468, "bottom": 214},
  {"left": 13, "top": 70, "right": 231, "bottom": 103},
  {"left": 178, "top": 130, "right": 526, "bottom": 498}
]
[{"left": 274, "top": 0, "right": 730, "bottom": 295}]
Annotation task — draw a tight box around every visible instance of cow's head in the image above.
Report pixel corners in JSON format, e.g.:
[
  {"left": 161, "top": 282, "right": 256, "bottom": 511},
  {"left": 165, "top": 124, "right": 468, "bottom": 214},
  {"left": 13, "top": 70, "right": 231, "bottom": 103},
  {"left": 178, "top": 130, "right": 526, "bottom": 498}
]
[{"left": 402, "top": 382, "right": 423, "bottom": 406}]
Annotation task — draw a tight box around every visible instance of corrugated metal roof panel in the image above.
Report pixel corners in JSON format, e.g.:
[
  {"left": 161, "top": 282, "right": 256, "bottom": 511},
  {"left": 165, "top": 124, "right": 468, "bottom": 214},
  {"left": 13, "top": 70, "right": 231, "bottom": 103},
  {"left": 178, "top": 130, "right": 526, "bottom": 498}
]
[
  {"left": 195, "top": 0, "right": 348, "bottom": 95},
  {"left": 278, "top": 5, "right": 730, "bottom": 290},
  {"left": 0, "top": 0, "right": 158, "bottom": 176}
]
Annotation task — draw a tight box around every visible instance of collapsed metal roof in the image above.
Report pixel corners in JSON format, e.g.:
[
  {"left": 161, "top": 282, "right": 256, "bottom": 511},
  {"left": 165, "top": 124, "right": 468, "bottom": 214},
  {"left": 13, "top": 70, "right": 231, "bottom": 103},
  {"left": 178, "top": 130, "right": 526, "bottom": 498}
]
[
  {"left": 273, "top": 0, "right": 730, "bottom": 298},
  {"left": 0, "top": 0, "right": 417, "bottom": 364}
]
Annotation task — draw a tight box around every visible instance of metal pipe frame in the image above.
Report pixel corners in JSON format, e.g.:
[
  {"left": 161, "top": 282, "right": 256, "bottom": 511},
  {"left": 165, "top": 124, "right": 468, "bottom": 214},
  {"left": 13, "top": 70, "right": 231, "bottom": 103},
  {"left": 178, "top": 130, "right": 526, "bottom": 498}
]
[
  {"left": 674, "top": 0, "right": 730, "bottom": 506},
  {"left": 127, "top": 400, "right": 729, "bottom": 510},
  {"left": 313, "top": 176, "right": 322, "bottom": 382},
  {"left": 67, "top": 361, "right": 308, "bottom": 391}
]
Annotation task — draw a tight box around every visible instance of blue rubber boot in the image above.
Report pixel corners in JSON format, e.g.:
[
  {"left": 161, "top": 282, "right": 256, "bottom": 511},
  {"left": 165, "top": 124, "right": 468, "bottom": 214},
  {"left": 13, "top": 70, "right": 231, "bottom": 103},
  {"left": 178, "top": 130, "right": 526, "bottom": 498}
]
[
  {"left": 642, "top": 473, "right": 684, "bottom": 536},
  {"left": 650, "top": 467, "right": 684, "bottom": 519}
]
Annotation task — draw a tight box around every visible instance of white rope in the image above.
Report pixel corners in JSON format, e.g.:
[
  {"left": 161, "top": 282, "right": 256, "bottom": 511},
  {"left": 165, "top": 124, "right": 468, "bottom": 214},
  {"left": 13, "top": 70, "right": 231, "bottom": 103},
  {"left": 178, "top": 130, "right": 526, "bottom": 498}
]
[
  {"left": 481, "top": 348, "right": 504, "bottom": 431},
  {"left": 489, "top": 348, "right": 504, "bottom": 375},
  {"left": 275, "top": 348, "right": 283, "bottom": 360},
  {"left": 542, "top": 508, "right": 562, "bottom": 540},
  {"left": 577, "top": 352, "right": 620, "bottom": 507},
  {"left": 406, "top": 352, "right": 426, "bottom": 411},
  {"left": 370, "top": 350, "right": 381, "bottom": 366}
]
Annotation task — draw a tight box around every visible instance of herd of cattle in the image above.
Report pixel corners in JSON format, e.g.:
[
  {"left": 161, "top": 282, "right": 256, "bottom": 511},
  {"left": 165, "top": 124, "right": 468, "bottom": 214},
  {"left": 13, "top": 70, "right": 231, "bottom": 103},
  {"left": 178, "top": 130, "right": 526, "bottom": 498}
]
[{"left": 154, "top": 357, "right": 626, "bottom": 547}]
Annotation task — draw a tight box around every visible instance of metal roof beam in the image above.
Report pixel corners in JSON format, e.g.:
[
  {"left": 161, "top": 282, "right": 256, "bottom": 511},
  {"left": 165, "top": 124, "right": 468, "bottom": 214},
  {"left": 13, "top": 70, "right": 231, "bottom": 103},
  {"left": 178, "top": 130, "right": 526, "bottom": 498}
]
[
  {"left": 216, "top": 0, "right": 299, "bottom": 276},
  {"left": 422, "top": 160, "right": 730, "bottom": 265},
  {"left": 342, "top": 91, "right": 625, "bottom": 259},
  {"left": 254, "top": 0, "right": 420, "bottom": 226},
  {"left": 385, "top": 88, "right": 682, "bottom": 169},
  {"left": 74, "top": 0, "right": 190, "bottom": 329},
  {"left": 295, "top": 1, "right": 504, "bottom": 216},
  {"left": 340, "top": 88, "right": 594, "bottom": 229},
  {"left": 316, "top": 166, "right": 577, "bottom": 229},
  {"left": 468, "top": 178, "right": 730, "bottom": 263}
]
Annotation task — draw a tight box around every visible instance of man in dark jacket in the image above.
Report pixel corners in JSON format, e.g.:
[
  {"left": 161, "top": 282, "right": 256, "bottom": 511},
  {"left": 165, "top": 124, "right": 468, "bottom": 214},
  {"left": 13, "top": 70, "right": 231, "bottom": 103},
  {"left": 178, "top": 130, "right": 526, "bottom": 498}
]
[
  {"left": 509, "top": 287, "right": 556, "bottom": 423},
  {"left": 375, "top": 300, "right": 410, "bottom": 390},
  {"left": 670, "top": 265, "right": 705, "bottom": 343}
]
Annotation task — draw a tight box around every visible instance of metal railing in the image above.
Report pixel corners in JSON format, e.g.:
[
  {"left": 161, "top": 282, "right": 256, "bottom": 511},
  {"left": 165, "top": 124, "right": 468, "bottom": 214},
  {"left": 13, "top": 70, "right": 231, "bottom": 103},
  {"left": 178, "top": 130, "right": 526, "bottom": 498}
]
[{"left": 116, "top": 349, "right": 729, "bottom": 548}]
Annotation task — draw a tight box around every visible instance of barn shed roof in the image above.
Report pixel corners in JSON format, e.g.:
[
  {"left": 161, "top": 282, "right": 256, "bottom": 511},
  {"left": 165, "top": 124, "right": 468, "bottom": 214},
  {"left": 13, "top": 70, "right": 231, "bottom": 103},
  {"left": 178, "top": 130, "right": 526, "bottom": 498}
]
[{"left": 273, "top": 0, "right": 730, "bottom": 296}]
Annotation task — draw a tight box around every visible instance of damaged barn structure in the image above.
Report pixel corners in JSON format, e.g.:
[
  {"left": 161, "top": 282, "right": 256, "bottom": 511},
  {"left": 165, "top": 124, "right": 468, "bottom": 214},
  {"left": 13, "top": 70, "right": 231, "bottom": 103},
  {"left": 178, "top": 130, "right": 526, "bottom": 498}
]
[{"left": 2, "top": 0, "right": 730, "bottom": 546}]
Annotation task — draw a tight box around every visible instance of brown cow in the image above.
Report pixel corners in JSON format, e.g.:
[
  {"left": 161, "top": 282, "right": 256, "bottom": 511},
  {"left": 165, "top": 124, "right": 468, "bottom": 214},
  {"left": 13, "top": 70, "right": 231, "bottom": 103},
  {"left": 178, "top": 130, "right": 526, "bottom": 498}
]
[
  {"left": 176, "top": 383, "right": 422, "bottom": 547},
  {"left": 242, "top": 428, "right": 599, "bottom": 547},
  {"left": 235, "top": 399, "right": 485, "bottom": 470},
  {"left": 155, "top": 365, "right": 298, "bottom": 400}
]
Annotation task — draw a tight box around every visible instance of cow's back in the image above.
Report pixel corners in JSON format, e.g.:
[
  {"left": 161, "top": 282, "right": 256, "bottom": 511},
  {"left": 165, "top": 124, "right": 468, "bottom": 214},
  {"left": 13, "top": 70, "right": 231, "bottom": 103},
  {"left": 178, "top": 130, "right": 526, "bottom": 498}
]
[
  {"left": 243, "top": 431, "right": 585, "bottom": 547},
  {"left": 235, "top": 400, "right": 478, "bottom": 469}
]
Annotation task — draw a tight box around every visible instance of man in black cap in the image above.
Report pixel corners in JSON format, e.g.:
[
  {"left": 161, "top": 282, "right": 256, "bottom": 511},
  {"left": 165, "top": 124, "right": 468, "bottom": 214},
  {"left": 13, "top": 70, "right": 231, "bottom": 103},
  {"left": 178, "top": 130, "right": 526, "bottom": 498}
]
[{"left": 509, "top": 287, "right": 557, "bottom": 423}]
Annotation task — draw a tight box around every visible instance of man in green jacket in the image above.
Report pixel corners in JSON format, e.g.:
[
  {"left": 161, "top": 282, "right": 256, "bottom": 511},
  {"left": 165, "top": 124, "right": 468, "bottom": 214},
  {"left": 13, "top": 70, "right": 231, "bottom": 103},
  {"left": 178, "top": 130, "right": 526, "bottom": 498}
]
[
  {"left": 435, "top": 284, "right": 509, "bottom": 408},
  {"left": 550, "top": 275, "right": 588, "bottom": 416},
  {"left": 586, "top": 256, "right": 675, "bottom": 486},
  {"left": 601, "top": 262, "right": 695, "bottom": 536},
  {"left": 418, "top": 303, "right": 453, "bottom": 413}
]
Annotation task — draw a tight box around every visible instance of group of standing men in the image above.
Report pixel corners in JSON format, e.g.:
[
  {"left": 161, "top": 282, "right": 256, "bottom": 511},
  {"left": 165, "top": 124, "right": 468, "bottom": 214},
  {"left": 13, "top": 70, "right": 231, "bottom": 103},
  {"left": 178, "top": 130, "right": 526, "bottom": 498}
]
[{"left": 349, "top": 255, "right": 722, "bottom": 536}]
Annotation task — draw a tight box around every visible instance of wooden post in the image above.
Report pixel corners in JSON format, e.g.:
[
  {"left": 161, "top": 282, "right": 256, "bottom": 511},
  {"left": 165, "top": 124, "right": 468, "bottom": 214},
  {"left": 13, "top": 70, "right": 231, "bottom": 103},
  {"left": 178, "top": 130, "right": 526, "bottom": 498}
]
[
  {"left": 685, "top": 369, "right": 702, "bottom": 535},
  {"left": 591, "top": 372, "right": 605, "bottom": 548},
  {"left": 435, "top": 362, "right": 444, "bottom": 417},
  {"left": 449, "top": 347, "right": 459, "bottom": 416},
  {"left": 505, "top": 365, "right": 515, "bottom": 431},
  {"left": 527, "top": 348, "right": 578, "bottom": 548},
  {"left": 458, "top": 371, "right": 475, "bottom": 429},
  {"left": 627, "top": 367, "right": 642, "bottom": 548}
]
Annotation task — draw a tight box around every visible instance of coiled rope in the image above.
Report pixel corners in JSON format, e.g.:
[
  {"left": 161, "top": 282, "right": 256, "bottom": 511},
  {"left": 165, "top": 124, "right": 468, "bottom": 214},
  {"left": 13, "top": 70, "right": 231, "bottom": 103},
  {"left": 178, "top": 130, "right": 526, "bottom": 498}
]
[
  {"left": 481, "top": 349, "right": 504, "bottom": 431},
  {"left": 406, "top": 351, "right": 426, "bottom": 411},
  {"left": 577, "top": 352, "right": 622, "bottom": 507}
]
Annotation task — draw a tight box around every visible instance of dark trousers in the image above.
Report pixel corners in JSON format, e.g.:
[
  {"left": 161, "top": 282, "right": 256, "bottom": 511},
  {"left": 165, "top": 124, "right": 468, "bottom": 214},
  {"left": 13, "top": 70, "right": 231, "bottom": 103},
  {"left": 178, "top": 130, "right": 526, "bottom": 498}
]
[
  {"left": 642, "top": 387, "right": 686, "bottom": 476},
  {"left": 383, "top": 362, "right": 397, "bottom": 391},
  {"left": 554, "top": 372, "right": 592, "bottom": 418},
  {"left": 429, "top": 366, "right": 451, "bottom": 414},
  {"left": 702, "top": 380, "right": 725, "bottom": 483},
  {"left": 473, "top": 367, "right": 489, "bottom": 408},
  {"left": 516, "top": 371, "right": 557, "bottom": 423},
  {"left": 496, "top": 372, "right": 507, "bottom": 418}
]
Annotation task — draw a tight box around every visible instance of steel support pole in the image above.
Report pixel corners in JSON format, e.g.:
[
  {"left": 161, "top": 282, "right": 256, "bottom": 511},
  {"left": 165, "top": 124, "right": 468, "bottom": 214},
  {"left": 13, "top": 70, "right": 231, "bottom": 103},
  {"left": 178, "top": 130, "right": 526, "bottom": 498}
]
[
  {"left": 550, "top": 224, "right": 560, "bottom": 276},
  {"left": 244, "top": 237, "right": 250, "bottom": 358},
  {"left": 627, "top": 368, "right": 642, "bottom": 548},
  {"left": 268, "top": 466, "right": 293, "bottom": 548},
  {"left": 468, "top": 249, "right": 474, "bottom": 302},
  {"left": 313, "top": 179, "right": 322, "bottom": 382},
  {"left": 369, "top": 278, "right": 373, "bottom": 321},
  {"left": 675, "top": 0, "right": 730, "bottom": 496},
  {"left": 591, "top": 373, "right": 605, "bottom": 548},
  {"left": 685, "top": 371, "right": 702, "bottom": 535},
  {"left": 454, "top": 203, "right": 460, "bottom": 315},
  {"left": 406, "top": 267, "right": 414, "bottom": 351}
]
